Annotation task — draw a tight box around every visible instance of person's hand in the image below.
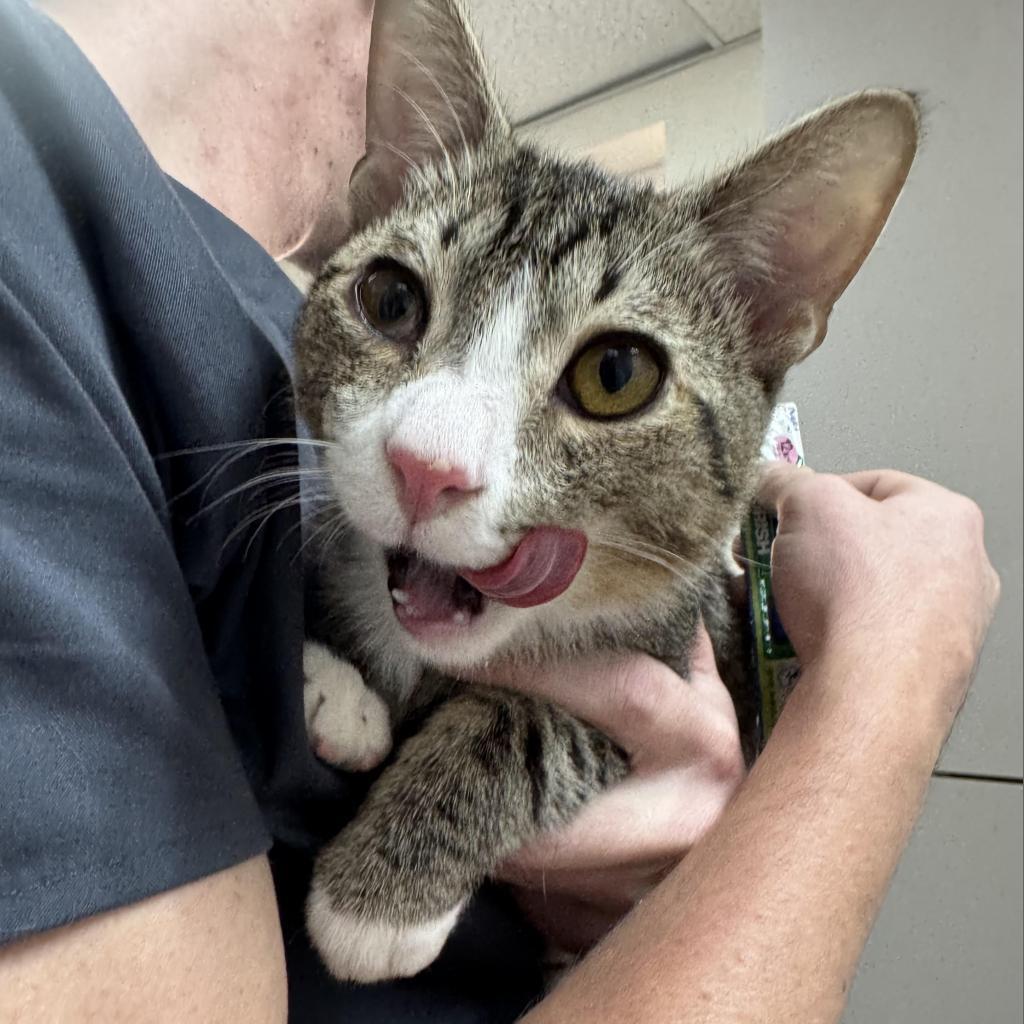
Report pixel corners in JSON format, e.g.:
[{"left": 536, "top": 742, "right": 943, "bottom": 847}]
[
  {"left": 479, "top": 624, "right": 745, "bottom": 953},
  {"left": 759, "top": 464, "right": 1000, "bottom": 724}
]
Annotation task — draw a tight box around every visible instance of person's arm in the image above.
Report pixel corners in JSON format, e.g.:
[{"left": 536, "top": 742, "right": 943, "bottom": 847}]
[
  {"left": 519, "top": 465, "right": 998, "bottom": 1023},
  {"left": 0, "top": 856, "right": 286, "bottom": 1024}
]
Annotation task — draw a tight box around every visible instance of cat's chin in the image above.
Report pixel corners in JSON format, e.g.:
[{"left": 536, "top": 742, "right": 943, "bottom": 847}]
[{"left": 396, "top": 608, "right": 527, "bottom": 672}]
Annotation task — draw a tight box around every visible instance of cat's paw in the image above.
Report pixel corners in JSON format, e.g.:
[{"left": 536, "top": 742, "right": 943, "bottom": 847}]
[
  {"left": 303, "top": 642, "right": 392, "bottom": 772},
  {"left": 306, "top": 883, "right": 463, "bottom": 983}
]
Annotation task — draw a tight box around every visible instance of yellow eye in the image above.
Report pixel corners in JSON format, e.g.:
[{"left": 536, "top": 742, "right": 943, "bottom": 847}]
[
  {"left": 565, "top": 335, "right": 664, "bottom": 419},
  {"left": 356, "top": 262, "right": 428, "bottom": 344}
]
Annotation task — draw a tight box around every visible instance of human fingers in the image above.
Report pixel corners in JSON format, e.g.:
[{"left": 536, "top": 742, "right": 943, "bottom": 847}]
[{"left": 472, "top": 651, "right": 736, "bottom": 762}]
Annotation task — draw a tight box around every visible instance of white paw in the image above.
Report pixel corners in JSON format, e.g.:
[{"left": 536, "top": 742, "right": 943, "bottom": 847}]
[
  {"left": 306, "top": 884, "right": 463, "bottom": 983},
  {"left": 303, "top": 642, "right": 392, "bottom": 772}
]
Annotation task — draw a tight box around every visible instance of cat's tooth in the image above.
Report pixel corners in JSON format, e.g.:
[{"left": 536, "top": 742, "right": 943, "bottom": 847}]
[
  {"left": 430, "top": 459, "right": 452, "bottom": 473},
  {"left": 452, "top": 611, "right": 469, "bottom": 625},
  {"left": 391, "top": 588, "right": 409, "bottom": 605}
]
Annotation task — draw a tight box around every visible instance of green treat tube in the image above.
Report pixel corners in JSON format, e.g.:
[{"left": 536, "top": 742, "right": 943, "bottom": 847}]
[{"left": 741, "top": 403, "right": 805, "bottom": 750}]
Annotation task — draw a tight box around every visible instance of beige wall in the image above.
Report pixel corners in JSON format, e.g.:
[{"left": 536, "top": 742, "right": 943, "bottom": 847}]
[{"left": 520, "top": 38, "right": 763, "bottom": 187}]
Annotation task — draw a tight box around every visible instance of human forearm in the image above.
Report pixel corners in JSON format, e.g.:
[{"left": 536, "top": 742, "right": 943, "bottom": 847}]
[
  {"left": 521, "top": 466, "right": 997, "bottom": 1022},
  {"left": 0, "top": 857, "right": 286, "bottom": 1024},
  {"left": 524, "top": 651, "right": 942, "bottom": 1024}
]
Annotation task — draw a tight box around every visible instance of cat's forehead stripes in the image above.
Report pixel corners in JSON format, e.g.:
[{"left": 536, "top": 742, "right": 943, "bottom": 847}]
[
  {"left": 482, "top": 198, "right": 526, "bottom": 262},
  {"left": 594, "top": 265, "right": 622, "bottom": 304},
  {"left": 549, "top": 221, "right": 592, "bottom": 269},
  {"left": 429, "top": 147, "right": 641, "bottom": 280},
  {"left": 440, "top": 219, "right": 460, "bottom": 250}
]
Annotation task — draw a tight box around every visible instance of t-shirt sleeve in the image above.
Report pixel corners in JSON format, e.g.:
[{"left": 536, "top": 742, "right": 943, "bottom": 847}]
[{"left": 0, "top": 284, "right": 271, "bottom": 942}]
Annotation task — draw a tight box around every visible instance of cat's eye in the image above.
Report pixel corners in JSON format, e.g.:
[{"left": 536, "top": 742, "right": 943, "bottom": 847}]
[
  {"left": 563, "top": 334, "right": 664, "bottom": 419},
  {"left": 355, "top": 262, "right": 428, "bottom": 344}
]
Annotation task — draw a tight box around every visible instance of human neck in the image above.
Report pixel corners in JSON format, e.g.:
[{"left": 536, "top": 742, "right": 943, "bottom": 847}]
[{"left": 40, "top": 0, "right": 372, "bottom": 261}]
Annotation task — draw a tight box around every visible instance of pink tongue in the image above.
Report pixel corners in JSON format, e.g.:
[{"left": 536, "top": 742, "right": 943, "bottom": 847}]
[{"left": 460, "top": 527, "right": 588, "bottom": 609}]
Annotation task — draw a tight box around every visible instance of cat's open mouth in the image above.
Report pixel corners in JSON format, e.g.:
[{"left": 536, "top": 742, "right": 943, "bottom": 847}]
[
  {"left": 386, "top": 527, "right": 588, "bottom": 639},
  {"left": 387, "top": 551, "right": 485, "bottom": 635}
]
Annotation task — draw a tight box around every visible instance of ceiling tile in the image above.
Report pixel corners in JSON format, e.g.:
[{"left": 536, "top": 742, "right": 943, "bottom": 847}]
[
  {"left": 686, "top": 0, "right": 761, "bottom": 42},
  {"left": 468, "top": 1, "right": 711, "bottom": 121}
]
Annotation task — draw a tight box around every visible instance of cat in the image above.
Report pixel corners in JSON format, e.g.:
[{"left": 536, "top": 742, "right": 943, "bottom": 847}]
[{"left": 291, "top": 0, "right": 919, "bottom": 985}]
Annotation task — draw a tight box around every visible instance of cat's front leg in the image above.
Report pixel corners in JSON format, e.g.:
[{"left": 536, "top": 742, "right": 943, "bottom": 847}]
[
  {"left": 306, "top": 686, "right": 628, "bottom": 983},
  {"left": 303, "top": 641, "right": 392, "bottom": 772}
]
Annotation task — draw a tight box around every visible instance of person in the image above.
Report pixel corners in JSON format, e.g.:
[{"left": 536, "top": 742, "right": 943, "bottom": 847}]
[{"left": 0, "top": 1, "right": 999, "bottom": 1022}]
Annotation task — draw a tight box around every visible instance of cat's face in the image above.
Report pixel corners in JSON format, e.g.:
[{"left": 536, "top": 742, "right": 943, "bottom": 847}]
[
  {"left": 294, "top": 0, "right": 918, "bottom": 670},
  {"left": 299, "top": 144, "right": 766, "bottom": 665}
]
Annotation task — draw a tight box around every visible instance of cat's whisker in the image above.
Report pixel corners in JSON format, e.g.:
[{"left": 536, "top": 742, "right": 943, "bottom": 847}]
[
  {"left": 166, "top": 446, "right": 253, "bottom": 507},
  {"left": 660, "top": 530, "right": 769, "bottom": 573},
  {"left": 727, "top": 551, "right": 771, "bottom": 571},
  {"left": 322, "top": 512, "right": 352, "bottom": 559},
  {"left": 673, "top": 520, "right": 773, "bottom": 572},
  {"left": 598, "top": 534, "right": 722, "bottom": 581},
  {"left": 273, "top": 492, "right": 342, "bottom": 556},
  {"left": 194, "top": 447, "right": 319, "bottom": 508},
  {"left": 220, "top": 489, "right": 333, "bottom": 561},
  {"left": 589, "top": 538, "right": 705, "bottom": 595},
  {"left": 277, "top": 514, "right": 312, "bottom": 554},
  {"left": 591, "top": 532, "right": 747, "bottom": 590},
  {"left": 294, "top": 512, "right": 337, "bottom": 563},
  {"left": 219, "top": 494, "right": 311, "bottom": 558},
  {"left": 294, "top": 506, "right": 350, "bottom": 565},
  {"left": 241, "top": 494, "right": 317, "bottom": 561},
  {"left": 158, "top": 437, "right": 340, "bottom": 460},
  {"left": 166, "top": 439, "right": 332, "bottom": 507},
  {"left": 188, "top": 467, "right": 331, "bottom": 524},
  {"left": 261, "top": 381, "right": 297, "bottom": 420},
  {"left": 196, "top": 451, "right": 322, "bottom": 508}
]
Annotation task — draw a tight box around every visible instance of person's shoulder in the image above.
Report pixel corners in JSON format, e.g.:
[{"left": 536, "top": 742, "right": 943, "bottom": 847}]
[
  {"left": 0, "top": 0, "right": 122, "bottom": 142},
  {"left": 0, "top": 0, "right": 158, "bottom": 278},
  {"left": 0, "top": 0, "right": 298, "bottom": 383}
]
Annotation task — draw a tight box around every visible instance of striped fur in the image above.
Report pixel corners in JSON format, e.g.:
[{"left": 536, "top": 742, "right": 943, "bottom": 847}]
[{"left": 293, "top": 0, "right": 919, "bottom": 981}]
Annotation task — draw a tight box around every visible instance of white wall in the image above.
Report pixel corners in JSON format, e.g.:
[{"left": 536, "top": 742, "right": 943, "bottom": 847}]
[
  {"left": 762, "top": 0, "right": 1022, "bottom": 780},
  {"left": 761, "top": 2, "right": 1022, "bottom": 1019}
]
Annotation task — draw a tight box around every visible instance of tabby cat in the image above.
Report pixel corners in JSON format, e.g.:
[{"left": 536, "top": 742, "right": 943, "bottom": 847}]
[{"left": 293, "top": 0, "right": 919, "bottom": 984}]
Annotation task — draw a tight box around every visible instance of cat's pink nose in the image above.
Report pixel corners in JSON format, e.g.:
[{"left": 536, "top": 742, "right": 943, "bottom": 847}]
[{"left": 387, "top": 446, "right": 479, "bottom": 525}]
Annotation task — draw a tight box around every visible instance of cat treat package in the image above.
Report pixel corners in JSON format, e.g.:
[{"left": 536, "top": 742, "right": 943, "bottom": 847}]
[{"left": 742, "top": 403, "right": 805, "bottom": 751}]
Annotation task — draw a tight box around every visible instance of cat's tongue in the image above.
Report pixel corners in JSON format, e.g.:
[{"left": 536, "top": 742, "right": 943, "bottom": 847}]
[{"left": 460, "top": 527, "right": 588, "bottom": 609}]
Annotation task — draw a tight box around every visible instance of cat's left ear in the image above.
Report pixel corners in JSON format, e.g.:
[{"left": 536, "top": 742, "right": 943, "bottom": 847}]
[
  {"left": 348, "top": 0, "right": 509, "bottom": 232},
  {"left": 696, "top": 90, "right": 920, "bottom": 383}
]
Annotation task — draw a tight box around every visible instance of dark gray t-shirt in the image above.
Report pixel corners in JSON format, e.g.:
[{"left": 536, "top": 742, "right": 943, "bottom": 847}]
[{"left": 0, "top": 1, "right": 542, "bottom": 1018}]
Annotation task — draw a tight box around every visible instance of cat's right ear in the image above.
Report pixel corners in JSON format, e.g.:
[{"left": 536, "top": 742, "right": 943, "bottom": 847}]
[
  {"left": 696, "top": 90, "right": 920, "bottom": 385},
  {"left": 348, "top": 0, "right": 509, "bottom": 232}
]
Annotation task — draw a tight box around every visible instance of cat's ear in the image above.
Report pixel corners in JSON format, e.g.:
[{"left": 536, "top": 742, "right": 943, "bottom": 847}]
[
  {"left": 699, "top": 90, "right": 919, "bottom": 383},
  {"left": 349, "top": 0, "right": 509, "bottom": 231}
]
